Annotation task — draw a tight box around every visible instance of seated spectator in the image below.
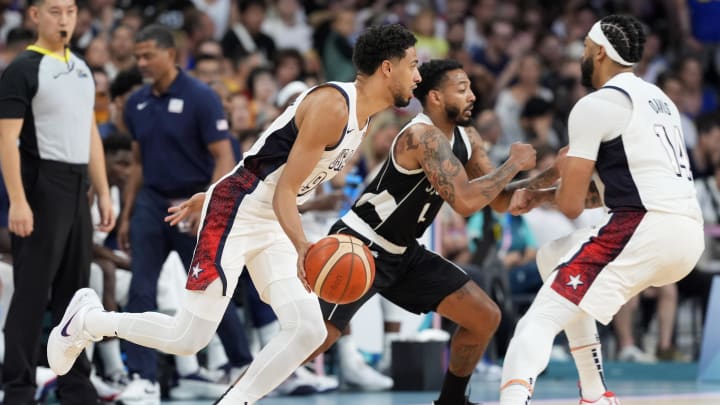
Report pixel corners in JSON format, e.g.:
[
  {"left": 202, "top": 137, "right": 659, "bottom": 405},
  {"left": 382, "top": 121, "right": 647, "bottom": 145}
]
[{"left": 99, "top": 67, "right": 143, "bottom": 139}]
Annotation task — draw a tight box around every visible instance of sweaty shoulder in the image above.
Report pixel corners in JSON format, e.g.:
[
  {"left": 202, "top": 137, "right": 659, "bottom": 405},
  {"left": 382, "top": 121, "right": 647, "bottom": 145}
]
[{"left": 295, "top": 86, "right": 349, "bottom": 125}]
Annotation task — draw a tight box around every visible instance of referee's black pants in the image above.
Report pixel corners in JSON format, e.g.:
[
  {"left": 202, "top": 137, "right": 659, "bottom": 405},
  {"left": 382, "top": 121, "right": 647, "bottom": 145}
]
[{"left": 3, "top": 159, "right": 98, "bottom": 404}]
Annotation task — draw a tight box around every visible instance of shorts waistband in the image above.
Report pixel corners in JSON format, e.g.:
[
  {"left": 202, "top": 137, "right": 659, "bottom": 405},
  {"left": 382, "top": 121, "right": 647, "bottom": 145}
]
[{"left": 341, "top": 210, "right": 407, "bottom": 255}]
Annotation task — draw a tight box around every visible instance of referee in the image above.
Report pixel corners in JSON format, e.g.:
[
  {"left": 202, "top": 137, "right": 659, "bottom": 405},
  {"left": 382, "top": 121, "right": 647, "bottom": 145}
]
[{"left": 0, "top": 1, "right": 114, "bottom": 404}]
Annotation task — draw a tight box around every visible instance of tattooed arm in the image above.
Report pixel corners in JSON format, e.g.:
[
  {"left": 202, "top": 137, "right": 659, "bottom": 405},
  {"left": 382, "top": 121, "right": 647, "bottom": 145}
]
[
  {"left": 509, "top": 180, "right": 602, "bottom": 215},
  {"left": 405, "top": 123, "right": 536, "bottom": 216},
  {"left": 464, "top": 126, "right": 542, "bottom": 212},
  {"left": 464, "top": 126, "right": 514, "bottom": 212}
]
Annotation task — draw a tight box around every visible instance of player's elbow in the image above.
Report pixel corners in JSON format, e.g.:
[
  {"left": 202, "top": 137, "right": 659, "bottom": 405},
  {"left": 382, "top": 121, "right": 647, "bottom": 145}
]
[
  {"left": 558, "top": 200, "right": 583, "bottom": 219},
  {"left": 451, "top": 198, "right": 476, "bottom": 217}
]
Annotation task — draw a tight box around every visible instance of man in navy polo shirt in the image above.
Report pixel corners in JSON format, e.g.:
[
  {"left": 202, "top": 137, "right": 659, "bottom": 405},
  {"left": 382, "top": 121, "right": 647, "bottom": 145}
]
[{"left": 117, "top": 24, "right": 252, "bottom": 401}]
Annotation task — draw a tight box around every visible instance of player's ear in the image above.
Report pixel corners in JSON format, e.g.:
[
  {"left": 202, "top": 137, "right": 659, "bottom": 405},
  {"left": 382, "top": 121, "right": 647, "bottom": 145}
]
[
  {"left": 381, "top": 60, "right": 393, "bottom": 77},
  {"left": 429, "top": 89, "right": 442, "bottom": 105}
]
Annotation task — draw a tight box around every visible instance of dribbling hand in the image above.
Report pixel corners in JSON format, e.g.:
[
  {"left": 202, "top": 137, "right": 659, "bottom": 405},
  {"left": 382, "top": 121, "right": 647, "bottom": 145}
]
[
  {"left": 509, "top": 142, "right": 537, "bottom": 171},
  {"left": 296, "top": 241, "right": 313, "bottom": 293}
]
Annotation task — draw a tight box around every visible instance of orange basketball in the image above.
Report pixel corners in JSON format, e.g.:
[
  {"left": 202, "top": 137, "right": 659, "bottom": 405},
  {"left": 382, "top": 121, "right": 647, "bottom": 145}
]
[{"left": 304, "top": 234, "right": 376, "bottom": 304}]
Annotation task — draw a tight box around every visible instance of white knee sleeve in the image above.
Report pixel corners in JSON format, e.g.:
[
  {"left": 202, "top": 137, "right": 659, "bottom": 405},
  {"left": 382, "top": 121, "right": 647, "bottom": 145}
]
[{"left": 222, "top": 278, "right": 326, "bottom": 404}]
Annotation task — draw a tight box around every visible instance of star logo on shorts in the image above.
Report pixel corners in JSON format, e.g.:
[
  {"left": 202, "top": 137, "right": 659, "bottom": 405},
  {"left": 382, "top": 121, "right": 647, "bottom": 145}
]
[
  {"left": 191, "top": 265, "right": 204, "bottom": 279},
  {"left": 566, "top": 274, "right": 584, "bottom": 290}
]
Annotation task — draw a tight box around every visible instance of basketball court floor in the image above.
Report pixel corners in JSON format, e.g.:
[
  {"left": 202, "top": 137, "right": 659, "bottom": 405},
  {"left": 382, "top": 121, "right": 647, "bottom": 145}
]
[{"left": 161, "top": 375, "right": 720, "bottom": 405}]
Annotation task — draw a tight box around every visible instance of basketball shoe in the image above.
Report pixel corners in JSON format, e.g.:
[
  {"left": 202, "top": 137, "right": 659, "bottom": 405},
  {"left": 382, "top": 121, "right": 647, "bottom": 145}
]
[
  {"left": 580, "top": 391, "right": 620, "bottom": 404},
  {"left": 47, "top": 288, "right": 103, "bottom": 375}
]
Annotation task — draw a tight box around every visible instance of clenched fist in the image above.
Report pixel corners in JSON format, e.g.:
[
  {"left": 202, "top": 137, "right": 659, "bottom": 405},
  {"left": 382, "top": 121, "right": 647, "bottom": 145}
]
[{"left": 508, "top": 142, "right": 537, "bottom": 171}]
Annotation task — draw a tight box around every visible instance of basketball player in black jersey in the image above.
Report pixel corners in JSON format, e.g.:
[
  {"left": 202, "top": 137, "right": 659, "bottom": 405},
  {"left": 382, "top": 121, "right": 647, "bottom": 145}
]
[{"left": 309, "top": 60, "right": 540, "bottom": 405}]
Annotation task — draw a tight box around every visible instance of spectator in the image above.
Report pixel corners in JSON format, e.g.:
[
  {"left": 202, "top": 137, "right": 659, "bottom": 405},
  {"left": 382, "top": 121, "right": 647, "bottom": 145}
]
[
  {"left": 0, "top": 0, "right": 115, "bottom": 402},
  {"left": 246, "top": 66, "right": 279, "bottom": 128},
  {"left": 676, "top": 54, "right": 718, "bottom": 117},
  {"left": 411, "top": 8, "right": 448, "bottom": 63},
  {"left": 92, "top": 67, "right": 111, "bottom": 125},
  {"left": 105, "top": 24, "right": 136, "bottom": 80},
  {"left": 495, "top": 53, "right": 553, "bottom": 147},
  {"left": 262, "top": 0, "right": 312, "bottom": 53},
  {"left": 191, "top": 0, "right": 232, "bottom": 40},
  {"left": 322, "top": 9, "right": 356, "bottom": 82},
  {"left": 222, "top": 0, "right": 276, "bottom": 62},
  {"left": 273, "top": 48, "right": 306, "bottom": 89},
  {"left": 99, "top": 67, "right": 143, "bottom": 139},
  {"left": 0, "top": 27, "right": 34, "bottom": 72},
  {"left": 690, "top": 113, "right": 720, "bottom": 180},
  {"left": 194, "top": 53, "right": 224, "bottom": 85}
]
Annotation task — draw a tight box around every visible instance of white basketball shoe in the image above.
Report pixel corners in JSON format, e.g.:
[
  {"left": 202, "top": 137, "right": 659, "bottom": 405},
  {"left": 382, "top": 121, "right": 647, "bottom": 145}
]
[
  {"left": 47, "top": 288, "right": 103, "bottom": 375},
  {"left": 580, "top": 391, "right": 620, "bottom": 404}
]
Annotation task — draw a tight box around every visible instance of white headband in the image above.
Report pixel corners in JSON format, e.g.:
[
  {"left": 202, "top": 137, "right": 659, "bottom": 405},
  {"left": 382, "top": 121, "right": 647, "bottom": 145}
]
[{"left": 587, "top": 21, "right": 635, "bottom": 67}]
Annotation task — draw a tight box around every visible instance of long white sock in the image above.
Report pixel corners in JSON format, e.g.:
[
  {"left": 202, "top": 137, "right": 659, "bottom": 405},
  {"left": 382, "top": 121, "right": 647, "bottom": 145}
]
[
  {"left": 97, "top": 339, "right": 126, "bottom": 378},
  {"left": 175, "top": 354, "right": 199, "bottom": 377},
  {"left": 500, "top": 285, "right": 582, "bottom": 405},
  {"left": 338, "top": 335, "right": 361, "bottom": 368},
  {"left": 84, "top": 307, "right": 220, "bottom": 356},
  {"left": 217, "top": 279, "right": 326, "bottom": 404},
  {"left": 566, "top": 314, "right": 606, "bottom": 401}
]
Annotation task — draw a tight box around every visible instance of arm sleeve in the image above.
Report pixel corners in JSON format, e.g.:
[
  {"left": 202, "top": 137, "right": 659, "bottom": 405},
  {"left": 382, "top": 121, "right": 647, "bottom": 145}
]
[
  {"left": 566, "top": 89, "right": 632, "bottom": 161},
  {"left": 0, "top": 56, "right": 38, "bottom": 119},
  {"left": 197, "top": 87, "right": 231, "bottom": 145}
]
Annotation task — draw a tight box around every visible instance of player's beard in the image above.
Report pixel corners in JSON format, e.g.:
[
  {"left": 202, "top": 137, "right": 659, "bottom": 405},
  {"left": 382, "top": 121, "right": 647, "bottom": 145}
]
[
  {"left": 393, "top": 93, "right": 411, "bottom": 108},
  {"left": 446, "top": 105, "right": 473, "bottom": 126},
  {"left": 581, "top": 57, "right": 595, "bottom": 89}
]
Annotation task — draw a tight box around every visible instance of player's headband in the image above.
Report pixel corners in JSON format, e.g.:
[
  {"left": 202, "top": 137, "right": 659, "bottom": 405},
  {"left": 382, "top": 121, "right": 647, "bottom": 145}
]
[{"left": 587, "top": 21, "right": 635, "bottom": 67}]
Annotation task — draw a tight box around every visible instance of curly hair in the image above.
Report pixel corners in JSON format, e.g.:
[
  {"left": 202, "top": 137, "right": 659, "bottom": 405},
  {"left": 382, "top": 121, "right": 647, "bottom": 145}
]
[
  {"left": 413, "top": 59, "right": 463, "bottom": 106},
  {"left": 599, "top": 14, "right": 646, "bottom": 65},
  {"left": 352, "top": 24, "right": 417, "bottom": 76}
]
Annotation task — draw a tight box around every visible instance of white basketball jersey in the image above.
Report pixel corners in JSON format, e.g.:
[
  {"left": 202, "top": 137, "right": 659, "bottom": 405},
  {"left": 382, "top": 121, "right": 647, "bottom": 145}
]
[
  {"left": 237, "top": 82, "right": 369, "bottom": 205},
  {"left": 587, "top": 73, "right": 701, "bottom": 220}
]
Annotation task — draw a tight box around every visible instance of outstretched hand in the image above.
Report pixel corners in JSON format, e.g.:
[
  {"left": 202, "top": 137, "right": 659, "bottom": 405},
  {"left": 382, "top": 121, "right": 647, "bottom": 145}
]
[{"left": 165, "top": 192, "right": 207, "bottom": 226}]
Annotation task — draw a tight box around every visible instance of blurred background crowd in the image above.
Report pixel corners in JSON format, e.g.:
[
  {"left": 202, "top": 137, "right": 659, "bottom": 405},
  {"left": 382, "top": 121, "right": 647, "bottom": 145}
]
[{"left": 0, "top": 0, "right": 719, "bottom": 403}]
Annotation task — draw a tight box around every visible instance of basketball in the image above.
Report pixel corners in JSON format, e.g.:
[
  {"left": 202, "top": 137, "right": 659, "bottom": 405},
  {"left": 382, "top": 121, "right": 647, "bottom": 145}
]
[{"left": 304, "top": 234, "right": 375, "bottom": 304}]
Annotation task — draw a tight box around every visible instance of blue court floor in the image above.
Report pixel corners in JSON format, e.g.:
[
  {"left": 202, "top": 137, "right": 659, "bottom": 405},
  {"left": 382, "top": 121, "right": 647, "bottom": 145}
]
[{"left": 161, "top": 361, "right": 720, "bottom": 405}]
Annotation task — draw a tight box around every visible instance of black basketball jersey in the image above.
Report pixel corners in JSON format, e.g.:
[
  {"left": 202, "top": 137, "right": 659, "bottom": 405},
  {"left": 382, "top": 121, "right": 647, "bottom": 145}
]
[{"left": 341, "top": 113, "right": 472, "bottom": 253}]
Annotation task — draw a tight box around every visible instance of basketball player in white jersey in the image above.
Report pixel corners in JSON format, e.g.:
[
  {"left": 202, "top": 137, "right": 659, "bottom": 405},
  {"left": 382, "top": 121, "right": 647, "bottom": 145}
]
[
  {"left": 498, "top": 15, "right": 704, "bottom": 405},
  {"left": 307, "top": 59, "right": 537, "bottom": 405},
  {"left": 47, "top": 24, "right": 421, "bottom": 404}
]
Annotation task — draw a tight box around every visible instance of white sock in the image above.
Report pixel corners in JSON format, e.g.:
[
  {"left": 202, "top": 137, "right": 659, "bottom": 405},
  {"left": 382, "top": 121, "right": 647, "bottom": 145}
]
[
  {"left": 97, "top": 339, "right": 125, "bottom": 378},
  {"left": 175, "top": 354, "right": 199, "bottom": 377},
  {"left": 499, "top": 382, "right": 533, "bottom": 404},
  {"left": 338, "top": 335, "right": 361, "bottom": 367},
  {"left": 566, "top": 314, "right": 606, "bottom": 401},
  {"left": 84, "top": 309, "right": 122, "bottom": 338}
]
